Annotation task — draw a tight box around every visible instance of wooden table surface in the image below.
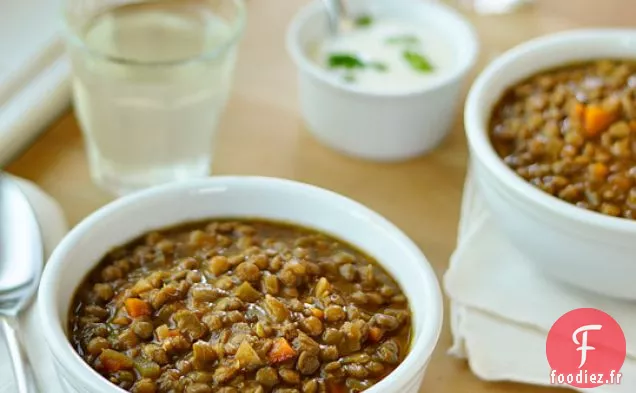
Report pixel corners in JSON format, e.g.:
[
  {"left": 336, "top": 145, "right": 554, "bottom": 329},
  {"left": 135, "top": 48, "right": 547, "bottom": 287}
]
[{"left": 6, "top": 0, "right": 634, "bottom": 391}]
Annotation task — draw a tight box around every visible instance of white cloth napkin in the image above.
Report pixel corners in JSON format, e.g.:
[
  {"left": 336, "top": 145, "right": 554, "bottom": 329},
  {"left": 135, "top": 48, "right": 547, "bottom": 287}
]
[
  {"left": 0, "top": 0, "right": 71, "bottom": 165},
  {"left": 444, "top": 170, "right": 636, "bottom": 392},
  {"left": 0, "top": 175, "right": 68, "bottom": 393}
]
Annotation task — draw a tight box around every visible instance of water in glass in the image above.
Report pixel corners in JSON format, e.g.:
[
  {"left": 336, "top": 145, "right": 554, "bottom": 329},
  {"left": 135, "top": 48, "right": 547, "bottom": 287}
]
[{"left": 66, "top": 0, "right": 243, "bottom": 195}]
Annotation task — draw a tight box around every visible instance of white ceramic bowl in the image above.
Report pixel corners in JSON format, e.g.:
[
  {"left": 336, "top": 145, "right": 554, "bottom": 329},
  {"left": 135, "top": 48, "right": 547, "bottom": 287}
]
[
  {"left": 465, "top": 29, "right": 636, "bottom": 300},
  {"left": 38, "top": 176, "right": 443, "bottom": 393},
  {"left": 287, "top": 0, "right": 478, "bottom": 162}
]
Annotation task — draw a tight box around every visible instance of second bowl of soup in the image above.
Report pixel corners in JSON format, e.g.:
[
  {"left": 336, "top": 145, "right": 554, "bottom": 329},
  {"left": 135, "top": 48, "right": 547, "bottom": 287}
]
[{"left": 465, "top": 29, "right": 636, "bottom": 300}]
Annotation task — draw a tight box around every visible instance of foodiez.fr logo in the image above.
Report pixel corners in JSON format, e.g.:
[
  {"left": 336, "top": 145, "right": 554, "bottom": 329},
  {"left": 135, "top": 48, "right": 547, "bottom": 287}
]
[{"left": 546, "top": 308, "right": 626, "bottom": 388}]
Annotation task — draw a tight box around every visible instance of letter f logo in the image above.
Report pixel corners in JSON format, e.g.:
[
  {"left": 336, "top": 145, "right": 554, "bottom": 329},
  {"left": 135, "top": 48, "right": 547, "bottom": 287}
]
[{"left": 573, "top": 324, "right": 602, "bottom": 368}]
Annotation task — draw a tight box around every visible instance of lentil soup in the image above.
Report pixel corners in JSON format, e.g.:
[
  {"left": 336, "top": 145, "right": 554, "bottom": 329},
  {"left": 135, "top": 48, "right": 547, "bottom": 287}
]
[
  {"left": 490, "top": 59, "right": 636, "bottom": 219},
  {"left": 68, "top": 219, "right": 412, "bottom": 393}
]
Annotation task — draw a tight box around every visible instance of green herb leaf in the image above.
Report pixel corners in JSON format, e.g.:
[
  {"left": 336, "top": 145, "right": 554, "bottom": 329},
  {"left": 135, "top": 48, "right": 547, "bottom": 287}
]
[
  {"left": 403, "top": 50, "right": 434, "bottom": 73},
  {"left": 354, "top": 15, "right": 373, "bottom": 27},
  {"left": 327, "top": 53, "right": 389, "bottom": 77},
  {"left": 386, "top": 35, "right": 420, "bottom": 45},
  {"left": 328, "top": 53, "right": 366, "bottom": 69}
]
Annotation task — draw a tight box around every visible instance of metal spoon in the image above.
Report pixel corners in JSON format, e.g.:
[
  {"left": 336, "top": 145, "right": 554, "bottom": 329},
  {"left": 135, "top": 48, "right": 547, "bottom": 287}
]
[
  {"left": 0, "top": 174, "right": 44, "bottom": 393},
  {"left": 321, "top": 0, "right": 351, "bottom": 36}
]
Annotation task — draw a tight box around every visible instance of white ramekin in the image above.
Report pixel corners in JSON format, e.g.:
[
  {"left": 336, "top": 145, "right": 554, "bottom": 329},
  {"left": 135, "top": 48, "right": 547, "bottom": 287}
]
[
  {"left": 465, "top": 29, "right": 636, "bottom": 300},
  {"left": 38, "top": 176, "right": 443, "bottom": 393},
  {"left": 287, "top": 0, "right": 478, "bottom": 162}
]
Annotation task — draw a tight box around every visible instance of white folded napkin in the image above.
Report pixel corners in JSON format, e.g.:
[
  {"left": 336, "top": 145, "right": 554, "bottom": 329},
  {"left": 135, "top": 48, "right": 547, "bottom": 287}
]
[
  {"left": 0, "top": 175, "right": 68, "bottom": 393},
  {"left": 0, "top": 0, "right": 71, "bottom": 165},
  {"left": 444, "top": 171, "right": 636, "bottom": 392}
]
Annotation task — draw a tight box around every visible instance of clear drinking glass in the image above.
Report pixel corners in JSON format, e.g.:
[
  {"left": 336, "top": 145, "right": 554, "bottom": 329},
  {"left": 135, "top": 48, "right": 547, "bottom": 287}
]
[{"left": 63, "top": 0, "right": 246, "bottom": 195}]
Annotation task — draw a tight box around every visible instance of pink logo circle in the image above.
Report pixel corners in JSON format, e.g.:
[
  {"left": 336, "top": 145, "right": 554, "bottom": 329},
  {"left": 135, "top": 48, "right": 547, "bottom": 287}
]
[{"left": 546, "top": 308, "right": 626, "bottom": 388}]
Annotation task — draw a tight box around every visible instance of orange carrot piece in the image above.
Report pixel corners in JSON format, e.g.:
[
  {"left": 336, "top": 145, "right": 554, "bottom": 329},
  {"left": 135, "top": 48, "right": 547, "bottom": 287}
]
[
  {"left": 267, "top": 337, "right": 297, "bottom": 363},
  {"left": 124, "top": 298, "right": 151, "bottom": 318},
  {"left": 368, "top": 327, "right": 384, "bottom": 343},
  {"left": 99, "top": 349, "right": 133, "bottom": 372},
  {"left": 584, "top": 105, "right": 614, "bottom": 137}
]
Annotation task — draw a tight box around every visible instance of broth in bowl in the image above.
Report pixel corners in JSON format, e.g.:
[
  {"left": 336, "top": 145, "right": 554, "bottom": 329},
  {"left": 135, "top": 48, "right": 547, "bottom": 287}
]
[
  {"left": 490, "top": 59, "right": 636, "bottom": 219},
  {"left": 68, "top": 219, "right": 412, "bottom": 393}
]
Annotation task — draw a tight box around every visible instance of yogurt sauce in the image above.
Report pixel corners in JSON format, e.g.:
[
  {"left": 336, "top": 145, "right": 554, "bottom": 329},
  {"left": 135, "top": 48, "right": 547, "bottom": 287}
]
[{"left": 314, "top": 17, "right": 455, "bottom": 93}]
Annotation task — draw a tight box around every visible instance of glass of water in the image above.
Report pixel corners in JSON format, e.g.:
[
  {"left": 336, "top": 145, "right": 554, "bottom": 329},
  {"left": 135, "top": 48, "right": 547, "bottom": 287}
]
[{"left": 63, "top": 0, "right": 246, "bottom": 195}]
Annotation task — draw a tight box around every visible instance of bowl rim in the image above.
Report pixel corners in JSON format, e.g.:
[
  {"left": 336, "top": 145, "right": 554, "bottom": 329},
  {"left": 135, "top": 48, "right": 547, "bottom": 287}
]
[
  {"left": 465, "top": 28, "right": 636, "bottom": 233},
  {"left": 285, "top": 0, "right": 479, "bottom": 98},
  {"left": 38, "top": 176, "right": 443, "bottom": 392}
]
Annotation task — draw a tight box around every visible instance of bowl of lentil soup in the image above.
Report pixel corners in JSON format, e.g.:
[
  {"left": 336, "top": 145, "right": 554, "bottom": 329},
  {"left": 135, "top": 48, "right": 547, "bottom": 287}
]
[
  {"left": 465, "top": 29, "right": 636, "bottom": 300},
  {"left": 38, "top": 177, "right": 442, "bottom": 393}
]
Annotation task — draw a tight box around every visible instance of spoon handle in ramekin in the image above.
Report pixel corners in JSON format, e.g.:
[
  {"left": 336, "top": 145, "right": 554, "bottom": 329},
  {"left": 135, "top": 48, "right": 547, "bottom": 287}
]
[{"left": 321, "top": 0, "right": 347, "bottom": 35}]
